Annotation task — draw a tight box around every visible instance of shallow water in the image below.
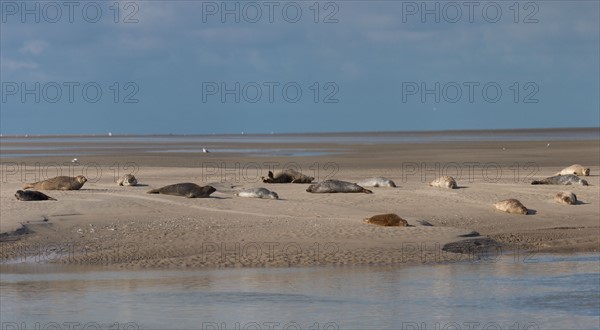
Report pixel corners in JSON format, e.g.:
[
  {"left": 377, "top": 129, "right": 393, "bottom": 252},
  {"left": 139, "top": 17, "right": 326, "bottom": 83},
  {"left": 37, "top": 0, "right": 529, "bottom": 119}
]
[
  {"left": 2, "top": 129, "right": 597, "bottom": 159},
  {"left": 1, "top": 254, "right": 598, "bottom": 330}
]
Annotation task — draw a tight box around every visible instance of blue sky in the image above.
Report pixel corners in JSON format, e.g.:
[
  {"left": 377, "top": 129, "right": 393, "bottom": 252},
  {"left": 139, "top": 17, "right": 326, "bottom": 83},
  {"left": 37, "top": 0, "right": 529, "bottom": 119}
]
[{"left": 1, "top": 0, "right": 599, "bottom": 135}]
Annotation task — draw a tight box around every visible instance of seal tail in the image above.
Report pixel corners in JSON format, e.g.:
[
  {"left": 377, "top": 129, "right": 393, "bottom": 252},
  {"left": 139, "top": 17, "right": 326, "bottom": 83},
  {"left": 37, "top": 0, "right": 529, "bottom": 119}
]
[
  {"left": 363, "top": 188, "right": 373, "bottom": 194},
  {"left": 22, "top": 183, "right": 34, "bottom": 189},
  {"left": 147, "top": 189, "right": 160, "bottom": 194},
  {"left": 48, "top": 196, "right": 57, "bottom": 201},
  {"left": 530, "top": 180, "right": 544, "bottom": 185}
]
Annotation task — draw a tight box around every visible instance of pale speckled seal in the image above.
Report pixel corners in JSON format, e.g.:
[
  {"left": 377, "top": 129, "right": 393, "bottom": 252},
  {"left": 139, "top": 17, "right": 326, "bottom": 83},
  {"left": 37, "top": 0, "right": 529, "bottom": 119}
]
[
  {"left": 306, "top": 179, "right": 372, "bottom": 194},
  {"left": 117, "top": 174, "right": 138, "bottom": 186},
  {"left": 555, "top": 164, "right": 590, "bottom": 176},
  {"left": 531, "top": 174, "right": 588, "bottom": 186},
  {"left": 493, "top": 199, "right": 528, "bottom": 215},
  {"left": 15, "top": 190, "right": 56, "bottom": 201},
  {"left": 262, "top": 169, "right": 314, "bottom": 183},
  {"left": 429, "top": 176, "right": 457, "bottom": 189},
  {"left": 235, "top": 188, "right": 279, "bottom": 199},
  {"left": 554, "top": 191, "right": 578, "bottom": 205},
  {"left": 23, "top": 175, "right": 87, "bottom": 190},
  {"left": 357, "top": 177, "right": 397, "bottom": 188},
  {"left": 363, "top": 213, "right": 408, "bottom": 226},
  {"left": 147, "top": 183, "right": 216, "bottom": 198}
]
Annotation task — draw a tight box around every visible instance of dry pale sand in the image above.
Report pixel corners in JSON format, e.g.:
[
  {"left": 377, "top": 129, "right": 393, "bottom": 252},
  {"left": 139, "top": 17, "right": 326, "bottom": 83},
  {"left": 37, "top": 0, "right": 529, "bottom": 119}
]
[{"left": 1, "top": 135, "right": 599, "bottom": 268}]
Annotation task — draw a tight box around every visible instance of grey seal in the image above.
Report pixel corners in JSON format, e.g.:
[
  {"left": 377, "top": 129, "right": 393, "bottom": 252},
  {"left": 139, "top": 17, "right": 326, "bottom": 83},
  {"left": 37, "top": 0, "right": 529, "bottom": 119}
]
[
  {"left": 262, "top": 169, "right": 314, "bottom": 183},
  {"left": 531, "top": 174, "right": 588, "bottom": 186},
  {"left": 15, "top": 190, "right": 57, "bottom": 201},
  {"left": 363, "top": 213, "right": 408, "bottom": 226},
  {"left": 147, "top": 183, "right": 216, "bottom": 198},
  {"left": 306, "top": 179, "right": 372, "bottom": 194},
  {"left": 235, "top": 188, "right": 279, "bottom": 199},
  {"left": 429, "top": 176, "right": 457, "bottom": 189},
  {"left": 555, "top": 164, "right": 590, "bottom": 176},
  {"left": 117, "top": 174, "right": 138, "bottom": 186},
  {"left": 554, "top": 191, "right": 578, "bottom": 205},
  {"left": 357, "top": 177, "right": 397, "bottom": 188},
  {"left": 23, "top": 175, "right": 87, "bottom": 190},
  {"left": 493, "top": 199, "right": 528, "bottom": 215}
]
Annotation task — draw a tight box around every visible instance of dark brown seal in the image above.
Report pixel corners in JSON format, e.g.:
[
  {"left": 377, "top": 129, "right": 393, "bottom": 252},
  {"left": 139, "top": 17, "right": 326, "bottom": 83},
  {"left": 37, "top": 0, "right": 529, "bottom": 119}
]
[
  {"left": 147, "top": 183, "right": 216, "bottom": 198},
  {"left": 262, "top": 169, "right": 314, "bottom": 183},
  {"left": 15, "top": 190, "right": 57, "bottom": 201},
  {"left": 363, "top": 214, "right": 408, "bottom": 226}
]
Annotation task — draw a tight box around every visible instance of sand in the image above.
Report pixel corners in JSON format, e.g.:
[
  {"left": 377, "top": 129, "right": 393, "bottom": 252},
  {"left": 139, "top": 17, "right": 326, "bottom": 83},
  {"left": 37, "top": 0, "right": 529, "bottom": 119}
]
[{"left": 1, "top": 133, "right": 599, "bottom": 268}]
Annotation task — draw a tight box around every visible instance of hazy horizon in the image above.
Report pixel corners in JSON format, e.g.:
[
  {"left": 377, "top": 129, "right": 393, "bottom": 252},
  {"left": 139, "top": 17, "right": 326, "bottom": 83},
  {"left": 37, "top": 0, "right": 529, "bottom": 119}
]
[{"left": 1, "top": 126, "right": 598, "bottom": 138}]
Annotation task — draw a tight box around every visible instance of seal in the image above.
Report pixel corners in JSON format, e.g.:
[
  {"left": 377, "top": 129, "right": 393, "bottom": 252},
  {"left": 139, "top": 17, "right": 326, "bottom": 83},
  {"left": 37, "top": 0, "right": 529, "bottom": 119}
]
[
  {"left": 235, "top": 188, "right": 279, "bottom": 199},
  {"left": 15, "top": 190, "right": 57, "bottom": 201},
  {"left": 555, "top": 164, "right": 590, "bottom": 176},
  {"left": 554, "top": 191, "right": 578, "bottom": 205},
  {"left": 357, "top": 177, "right": 397, "bottom": 188},
  {"left": 262, "top": 169, "right": 314, "bottom": 184},
  {"left": 147, "top": 183, "right": 216, "bottom": 198},
  {"left": 429, "top": 176, "right": 457, "bottom": 189},
  {"left": 363, "top": 213, "right": 408, "bottom": 226},
  {"left": 493, "top": 199, "right": 528, "bottom": 215},
  {"left": 23, "top": 175, "right": 87, "bottom": 190},
  {"left": 531, "top": 174, "right": 588, "bottom": 186},
  {"left": 306, "top": 179, "right": 373, "bottom": 194},
  {"left": 117, "top": 174, "right": 138, "bottom": 186}
]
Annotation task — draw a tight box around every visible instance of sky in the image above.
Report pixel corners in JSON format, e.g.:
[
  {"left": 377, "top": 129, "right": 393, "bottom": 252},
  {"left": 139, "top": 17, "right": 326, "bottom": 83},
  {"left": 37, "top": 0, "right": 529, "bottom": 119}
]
[{"left": 1, "top": 0, "right": 599, "bottom": 135}]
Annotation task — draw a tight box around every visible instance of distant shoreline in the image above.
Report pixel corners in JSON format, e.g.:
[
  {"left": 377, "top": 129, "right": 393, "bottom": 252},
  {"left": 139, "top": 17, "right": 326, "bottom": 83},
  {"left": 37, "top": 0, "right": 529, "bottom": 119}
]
[{"left": 1, "top": 127, "right": 598, "bottom": 139}]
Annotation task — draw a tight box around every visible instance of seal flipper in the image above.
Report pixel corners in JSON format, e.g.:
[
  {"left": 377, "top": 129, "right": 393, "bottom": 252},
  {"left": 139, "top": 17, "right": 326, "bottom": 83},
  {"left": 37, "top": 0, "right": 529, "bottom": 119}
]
[
  {"left": 147, "top": 189, "right": 160, "bottom": 194},
  {"left": 268, "top": 171, "right": 274, "bottom": 179},
  {"left": 362, "top": 188, "right": 373, "bottom": 194}
]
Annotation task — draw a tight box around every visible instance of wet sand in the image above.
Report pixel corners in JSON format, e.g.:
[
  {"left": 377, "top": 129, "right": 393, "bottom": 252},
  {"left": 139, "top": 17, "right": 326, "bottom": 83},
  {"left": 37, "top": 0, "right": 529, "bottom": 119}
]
[{"left": 1, "top": 131, "right": 599, "bottom": 268}]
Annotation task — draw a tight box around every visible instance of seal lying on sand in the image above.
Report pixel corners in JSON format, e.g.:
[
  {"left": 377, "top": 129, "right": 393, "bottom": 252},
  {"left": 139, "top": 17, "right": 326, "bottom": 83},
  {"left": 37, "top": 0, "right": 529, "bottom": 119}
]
[
  {"left": 306, "top": 179, "right": 372, "bottom": 194},
  {"left": 357, "top": 177, "right": 396, "bottom": 188},
  {"left": 15, "top": 190, "right": 56, "bottom": 201},
  {"left": 23, "top": 176, "right": 87, "bottom": 190},
  {"left": 493, "top": 199, "right": 528, "bottom": 215},
  {"left": 531, "top": 174, "right": 588, "bottom": 186},
  {"left": 117, "top": 174, "right": 138, "bottom": 186},
  {"left": 262, "top": 169, "right": 314, "bottom": 183},
  {"left": 235, "top": 188, "right": 279, "bottom": 199},
  {"left": 555, "top": 164, "right": 590, "bottom": 176},
  {"left": 363, "top": 213, "right": 408, "bottom": 226},
  {"left": 147, "top": 183, "right": 216, "bottom": 198},
  {"left": 554, "top": 191, "right": 578, "bottom": 205},
  {"left": 429, "top": 176, "right": 457, "bottom": 189}
]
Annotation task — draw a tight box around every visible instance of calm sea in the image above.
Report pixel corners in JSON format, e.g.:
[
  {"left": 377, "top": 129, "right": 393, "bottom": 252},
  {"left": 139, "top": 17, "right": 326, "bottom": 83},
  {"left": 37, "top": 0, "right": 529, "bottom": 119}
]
[
  {"left": 1, "top": 128, "right": 598, "bottom": 158},
  {"left": 1, "top": 254, "right": 598, "bottom": 330}
]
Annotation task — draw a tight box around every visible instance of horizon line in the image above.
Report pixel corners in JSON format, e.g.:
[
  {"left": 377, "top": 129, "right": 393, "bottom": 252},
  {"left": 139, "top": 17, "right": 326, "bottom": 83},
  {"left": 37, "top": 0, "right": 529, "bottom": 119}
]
[{"left": 0, "top": 127, "right": 598, "bottom": 138}]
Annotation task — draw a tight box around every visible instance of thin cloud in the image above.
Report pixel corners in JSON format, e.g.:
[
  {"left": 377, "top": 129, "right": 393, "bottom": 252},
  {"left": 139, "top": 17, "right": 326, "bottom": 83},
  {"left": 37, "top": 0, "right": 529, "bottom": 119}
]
[
  {"left": 19, "top": 40, "right": 48, "bottom": 55},
  {"left": 1, "top": 58, "right": 39, "bottom": 71}
]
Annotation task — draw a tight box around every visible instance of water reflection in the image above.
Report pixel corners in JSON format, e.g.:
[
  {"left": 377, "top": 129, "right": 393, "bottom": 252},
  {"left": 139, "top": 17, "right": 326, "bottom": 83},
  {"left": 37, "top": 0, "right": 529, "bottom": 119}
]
[{"left": 1, "top": 254, "right": 598, "bottom": 329}]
